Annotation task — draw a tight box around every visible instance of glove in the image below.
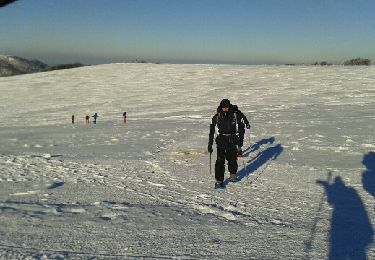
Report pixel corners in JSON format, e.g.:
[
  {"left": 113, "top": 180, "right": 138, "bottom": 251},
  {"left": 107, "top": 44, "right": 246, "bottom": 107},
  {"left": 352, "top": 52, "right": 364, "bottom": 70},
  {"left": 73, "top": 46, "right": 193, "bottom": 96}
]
[
  {"left": 246, "top": 124, "right": 251, "bottom": 129},
  {"left": 237, "top": 147, "right": 243, "bottom": 156},
  {"left": 208, "top": 144, "right": 213, "bottom": 153}
]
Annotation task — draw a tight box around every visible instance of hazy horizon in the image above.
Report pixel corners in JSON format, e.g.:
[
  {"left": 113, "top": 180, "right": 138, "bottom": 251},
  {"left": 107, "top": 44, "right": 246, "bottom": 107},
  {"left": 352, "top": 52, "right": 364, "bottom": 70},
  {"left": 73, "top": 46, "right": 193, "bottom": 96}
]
[{"left": 1, "top": 0, "right": 375, "bottom": 65}]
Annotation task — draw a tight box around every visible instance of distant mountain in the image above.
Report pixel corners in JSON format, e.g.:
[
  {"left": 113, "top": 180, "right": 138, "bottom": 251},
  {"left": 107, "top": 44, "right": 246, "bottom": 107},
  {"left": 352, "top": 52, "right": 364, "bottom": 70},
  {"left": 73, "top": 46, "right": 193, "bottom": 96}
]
[
  {"left": 0, "top": 0, "right": 18, "bottom": 8},
  {"left": 0, "top": 55, "right": 48, "bottom": 77}
]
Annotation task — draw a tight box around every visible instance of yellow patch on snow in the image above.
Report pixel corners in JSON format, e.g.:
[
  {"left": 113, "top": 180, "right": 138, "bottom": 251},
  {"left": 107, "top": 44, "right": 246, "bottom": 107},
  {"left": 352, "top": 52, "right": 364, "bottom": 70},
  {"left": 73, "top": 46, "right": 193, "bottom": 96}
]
[{"left": 170, "top": 150, "right": 207, "bottom": 157}]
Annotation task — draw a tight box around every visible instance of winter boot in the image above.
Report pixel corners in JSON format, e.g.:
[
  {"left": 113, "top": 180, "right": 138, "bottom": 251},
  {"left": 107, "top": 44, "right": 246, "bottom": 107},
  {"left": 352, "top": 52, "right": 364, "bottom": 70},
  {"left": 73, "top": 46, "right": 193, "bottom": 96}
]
[
  {"left": 214, "top": 181, "right": 225, "bottom": 189},
  {"left": 229, "top": 173, "right": 238, "bottom": 182}
]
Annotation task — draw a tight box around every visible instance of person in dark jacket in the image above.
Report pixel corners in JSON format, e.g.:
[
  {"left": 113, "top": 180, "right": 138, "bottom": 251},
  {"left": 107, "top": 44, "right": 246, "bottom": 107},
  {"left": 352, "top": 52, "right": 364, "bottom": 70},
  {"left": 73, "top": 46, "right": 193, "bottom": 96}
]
[
  {"left": 208, "top": 99, "right": 246, "bottom": 188},
  {"left": 92, "top": 113, "right": 99, "bottom": 124}
]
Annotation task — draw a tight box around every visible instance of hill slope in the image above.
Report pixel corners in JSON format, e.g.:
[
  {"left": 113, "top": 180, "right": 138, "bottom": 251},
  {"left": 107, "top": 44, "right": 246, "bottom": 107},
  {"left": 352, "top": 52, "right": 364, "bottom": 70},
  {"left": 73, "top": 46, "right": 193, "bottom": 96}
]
[{"left": 0, "top": 55, "right": 47, "bottom": 76}]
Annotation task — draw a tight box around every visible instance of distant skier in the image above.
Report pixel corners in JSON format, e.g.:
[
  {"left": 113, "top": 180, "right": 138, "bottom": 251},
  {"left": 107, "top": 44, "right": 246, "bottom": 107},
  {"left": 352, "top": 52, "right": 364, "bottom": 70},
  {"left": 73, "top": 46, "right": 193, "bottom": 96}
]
[
  {"left": 208, "top": 99, "right": 247, "bottom": 189},
  {"left": 85, "top": 115, "right": 90, "bottom": 124},
  {"left": 123, "top": 112, "right": 127, "bottom": 123},
  {"left": 92, "top": 113, "right": 99, "bottom": 124},
  {"left": 71, "top": 114, "right": 75, "bottom": 124}
]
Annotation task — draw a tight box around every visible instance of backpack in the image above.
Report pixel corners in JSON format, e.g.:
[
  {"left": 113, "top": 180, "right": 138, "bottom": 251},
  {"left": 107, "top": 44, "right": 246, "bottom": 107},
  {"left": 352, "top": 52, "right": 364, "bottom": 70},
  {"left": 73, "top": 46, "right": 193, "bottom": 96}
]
[{"left": 214, "top": 108, "right": 241, "bottom": 135}]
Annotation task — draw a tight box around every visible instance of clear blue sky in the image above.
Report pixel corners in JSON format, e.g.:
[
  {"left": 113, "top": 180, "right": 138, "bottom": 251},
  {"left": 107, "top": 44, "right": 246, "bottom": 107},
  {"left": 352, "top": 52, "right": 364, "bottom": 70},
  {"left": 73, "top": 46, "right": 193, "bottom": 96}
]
[{"left": 1, "top": 0, "right": 374, "bottom": 65}]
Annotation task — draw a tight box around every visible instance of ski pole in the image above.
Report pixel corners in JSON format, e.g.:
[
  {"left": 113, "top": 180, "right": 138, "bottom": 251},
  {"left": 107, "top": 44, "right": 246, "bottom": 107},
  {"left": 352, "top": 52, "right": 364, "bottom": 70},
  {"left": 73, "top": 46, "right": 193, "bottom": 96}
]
[
  {"left": 247, "top": 154, "right": 273, "bottom": 185},
  {"left": 209, "top": 152, "right": 212, "bottom": 175},
  {"left": 248, "top": 130, "right": 251, "bottom": 150}
]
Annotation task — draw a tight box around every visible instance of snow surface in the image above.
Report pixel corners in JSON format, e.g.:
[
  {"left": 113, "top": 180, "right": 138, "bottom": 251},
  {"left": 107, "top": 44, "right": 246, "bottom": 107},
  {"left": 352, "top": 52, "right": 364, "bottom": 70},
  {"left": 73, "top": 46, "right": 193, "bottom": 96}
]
[{"left": 0, "top": 64, "right": 375, "bottom": 259}]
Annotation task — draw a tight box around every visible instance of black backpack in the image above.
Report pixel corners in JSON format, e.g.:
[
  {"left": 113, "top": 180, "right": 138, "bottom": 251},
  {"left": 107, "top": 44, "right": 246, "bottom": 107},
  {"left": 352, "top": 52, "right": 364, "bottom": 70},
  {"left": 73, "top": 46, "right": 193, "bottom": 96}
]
[{"left": 214, "top": 107, "right": 241, "bottom": 135}]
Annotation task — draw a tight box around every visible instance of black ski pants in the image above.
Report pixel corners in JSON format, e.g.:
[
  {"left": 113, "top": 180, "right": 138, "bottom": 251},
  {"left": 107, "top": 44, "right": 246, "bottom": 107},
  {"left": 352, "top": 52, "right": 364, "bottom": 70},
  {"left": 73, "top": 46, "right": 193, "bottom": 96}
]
[{"left": 215, "top": 135, "right": 238, "bottom": 182}]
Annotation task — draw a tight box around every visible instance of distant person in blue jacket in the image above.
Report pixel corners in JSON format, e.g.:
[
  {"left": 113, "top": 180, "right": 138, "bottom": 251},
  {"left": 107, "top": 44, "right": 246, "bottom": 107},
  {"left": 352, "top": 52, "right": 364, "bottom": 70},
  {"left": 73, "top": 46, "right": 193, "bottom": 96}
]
[{"left": 92, "top": 113, "right": 99, "bottom": 124}]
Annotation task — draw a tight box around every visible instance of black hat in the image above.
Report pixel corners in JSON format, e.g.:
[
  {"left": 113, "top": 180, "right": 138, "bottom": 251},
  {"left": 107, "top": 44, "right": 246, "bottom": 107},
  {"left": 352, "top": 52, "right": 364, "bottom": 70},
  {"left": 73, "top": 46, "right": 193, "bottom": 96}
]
[{"left": 220, "top": 99, "right": 231, "bottom": 107}]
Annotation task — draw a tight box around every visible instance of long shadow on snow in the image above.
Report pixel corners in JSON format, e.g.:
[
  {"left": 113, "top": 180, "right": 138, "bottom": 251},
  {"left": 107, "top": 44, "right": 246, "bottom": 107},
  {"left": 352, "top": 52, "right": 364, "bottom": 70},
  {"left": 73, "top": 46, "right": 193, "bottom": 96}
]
[
  {"left": 362, "top": 151, "right": 375, "bottom": 200},
  {"left": 242, "top": 136, "right": 275, "bottom": 158},
  {"left": 316, "top": 176, "right": 374, "bottom": 259},
  {"left": 228, "top": 143, "right": 283, "bottom": 184},
  {"left": 48, "top": 181, "right": 64, "bottom": 189}
]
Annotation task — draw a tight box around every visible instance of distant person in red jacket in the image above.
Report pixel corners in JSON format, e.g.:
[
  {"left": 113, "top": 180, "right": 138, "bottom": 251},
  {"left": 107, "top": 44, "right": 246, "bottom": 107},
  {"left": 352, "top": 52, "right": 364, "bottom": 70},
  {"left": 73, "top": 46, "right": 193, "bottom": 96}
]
[
  {"left": 85, "top": 115, "right": 90, "bottom": 124},
  {"left": 123, "top": 112, "right": 127, "bottom": 123}
]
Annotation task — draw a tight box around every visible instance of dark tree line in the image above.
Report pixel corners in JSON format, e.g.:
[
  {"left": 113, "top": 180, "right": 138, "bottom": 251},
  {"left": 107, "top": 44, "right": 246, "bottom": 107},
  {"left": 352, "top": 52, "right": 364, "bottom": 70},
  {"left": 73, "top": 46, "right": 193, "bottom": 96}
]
[
  {"left": 343, "top": 58, "right": 372, "bottom": 66},
  {"left": 42, "top": 63, "right": 84, "bottom": 72},
  {"left": 311, "top": 58, "right": 373, "bottom": 66},
  {"left": 312, "top": 61, "right": 332, "bottom": 66}
]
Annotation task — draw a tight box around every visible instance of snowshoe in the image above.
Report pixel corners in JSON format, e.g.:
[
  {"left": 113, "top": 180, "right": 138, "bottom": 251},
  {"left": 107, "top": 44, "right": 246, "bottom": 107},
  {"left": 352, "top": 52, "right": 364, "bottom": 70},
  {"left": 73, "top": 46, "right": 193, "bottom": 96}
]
[{"left": 214, "top": 182, "right": 225, "bottom": 189}]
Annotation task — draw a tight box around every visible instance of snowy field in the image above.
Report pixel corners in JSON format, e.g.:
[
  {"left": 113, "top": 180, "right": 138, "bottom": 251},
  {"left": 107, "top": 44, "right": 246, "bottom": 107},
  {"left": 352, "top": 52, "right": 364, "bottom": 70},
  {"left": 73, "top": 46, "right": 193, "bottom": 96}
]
[{"left": 0, "top": 64, "right": 375, "bottom": 259}]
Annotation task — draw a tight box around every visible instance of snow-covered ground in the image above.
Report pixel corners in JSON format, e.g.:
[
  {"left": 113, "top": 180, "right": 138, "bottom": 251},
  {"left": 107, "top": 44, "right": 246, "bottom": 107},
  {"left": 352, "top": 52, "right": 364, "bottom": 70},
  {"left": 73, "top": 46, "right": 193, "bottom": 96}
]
[{"left": 0, "top": 64, "right": 374, "bottom": 259}]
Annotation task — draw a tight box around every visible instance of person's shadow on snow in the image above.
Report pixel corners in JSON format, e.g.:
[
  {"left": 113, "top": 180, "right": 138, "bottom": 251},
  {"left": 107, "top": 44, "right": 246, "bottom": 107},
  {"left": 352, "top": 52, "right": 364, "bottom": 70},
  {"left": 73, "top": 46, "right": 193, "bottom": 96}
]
[
  {"left": 242, "top": 137, "right": 275, "bottom": 157},
  {"left": 362, "top": 151, "right": 375, "bottom": 199},
  {"left": 234, "top": 143, "right": 283, "bottom": 183},
  {"left": 317, "top": 176, "right": 374, "bottom": 260}
]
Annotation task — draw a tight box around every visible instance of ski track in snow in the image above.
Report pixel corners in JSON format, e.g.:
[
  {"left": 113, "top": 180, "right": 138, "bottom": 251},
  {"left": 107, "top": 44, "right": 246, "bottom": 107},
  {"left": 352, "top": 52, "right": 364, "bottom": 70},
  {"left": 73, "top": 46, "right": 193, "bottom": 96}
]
[{"left": 1, "top": 64, "right": 375, "bottom": 259}]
